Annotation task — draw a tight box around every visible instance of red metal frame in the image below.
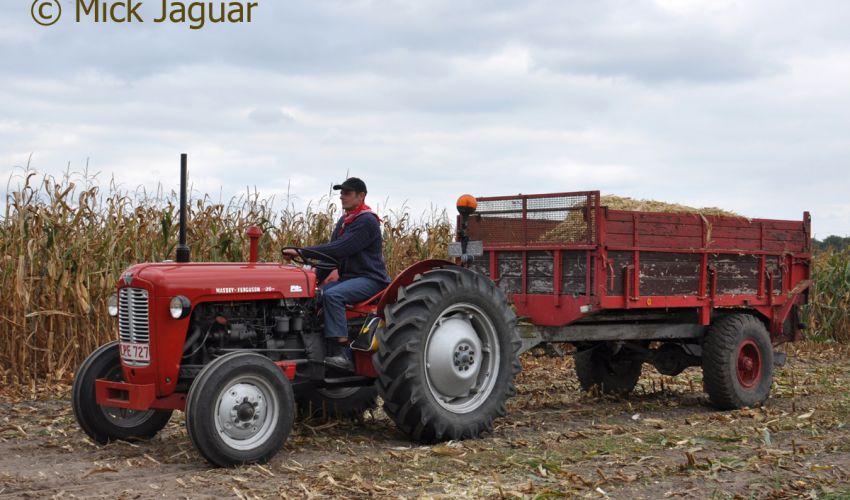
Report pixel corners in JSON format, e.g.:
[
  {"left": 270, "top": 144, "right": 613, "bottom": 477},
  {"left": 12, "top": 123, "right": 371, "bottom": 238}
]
[
  {"left": 471, "top": 191, "right": 811, "bottom": 341},
  {"left": 375, "top": 259, "right": 455, "bottom": 315},
  {"left": 96, "top": 361, "right": 298, "bottom": 411}
]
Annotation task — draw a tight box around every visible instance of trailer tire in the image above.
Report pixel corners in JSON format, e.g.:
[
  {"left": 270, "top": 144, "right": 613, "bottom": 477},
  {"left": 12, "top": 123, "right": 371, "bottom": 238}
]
[
  {"left": 297, "top": 384, "right": 378, "bottom": 420},
  {"left": 374, "top": 266, "right": 521, "bottom": 443},
  {"left": 186, "top": 352, "right": 294, "bottom": 467},
  {"left": 574, "top": 343, "right": 643, "bottom": 396},
  {"left": 702, "top": 314, "right": 773, "bottom": 410},
  {"left": 72, "top": 341, "right": 172, "bottom": 444}
]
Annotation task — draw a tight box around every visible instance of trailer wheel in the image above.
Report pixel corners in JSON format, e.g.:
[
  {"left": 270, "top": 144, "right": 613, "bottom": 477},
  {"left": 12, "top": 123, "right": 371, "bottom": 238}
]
[
  {"left": 574, "top": 343, "right": 643, "bottom": 396},
  {"left": 702, "top": 314, "right": 774, "bottom": 410},
  {"left": 297, "top": 384, "right": 378, "bottom": 420},
  {"left": 185, "top": 352, "right": 294, "bottom": 467},
  {"left": 374, "top": 266, "right": 521, "bottom": 443},
  {"left": 72, "top": 341, "right": 172, "bottom": 444}
]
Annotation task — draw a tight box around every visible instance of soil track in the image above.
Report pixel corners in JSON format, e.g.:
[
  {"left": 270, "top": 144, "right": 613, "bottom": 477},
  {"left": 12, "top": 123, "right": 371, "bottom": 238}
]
[{"left": 2, "top": 341, "right": 849, "bottom": 498}]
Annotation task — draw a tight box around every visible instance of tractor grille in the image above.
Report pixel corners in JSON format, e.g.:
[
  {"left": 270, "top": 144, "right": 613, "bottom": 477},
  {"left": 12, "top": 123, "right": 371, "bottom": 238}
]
[{"left": 118, "top": 287, "right": 150, "bottom": 345}]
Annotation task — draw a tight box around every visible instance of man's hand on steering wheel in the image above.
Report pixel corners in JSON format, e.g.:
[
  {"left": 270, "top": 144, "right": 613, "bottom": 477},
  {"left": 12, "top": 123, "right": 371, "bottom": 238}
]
[{"left": 281, "top": 246, "right": 339, "bottom": 271}]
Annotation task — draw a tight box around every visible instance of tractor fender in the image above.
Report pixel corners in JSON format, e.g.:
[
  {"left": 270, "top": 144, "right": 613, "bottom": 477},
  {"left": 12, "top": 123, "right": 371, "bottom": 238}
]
[{"left": 375, "top": 259, "right": 455, "bottom": 318}]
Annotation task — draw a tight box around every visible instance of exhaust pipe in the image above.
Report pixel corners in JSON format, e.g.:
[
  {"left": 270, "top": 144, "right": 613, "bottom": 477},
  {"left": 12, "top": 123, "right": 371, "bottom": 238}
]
[{"left": 175, "top": 153, "right": 191, "bottom": 263}]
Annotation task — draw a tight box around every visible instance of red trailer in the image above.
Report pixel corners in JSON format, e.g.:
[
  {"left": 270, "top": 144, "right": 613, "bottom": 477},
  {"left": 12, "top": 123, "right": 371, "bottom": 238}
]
[{"left": 457, "top": 190, "right": 811, "bottom": 408}]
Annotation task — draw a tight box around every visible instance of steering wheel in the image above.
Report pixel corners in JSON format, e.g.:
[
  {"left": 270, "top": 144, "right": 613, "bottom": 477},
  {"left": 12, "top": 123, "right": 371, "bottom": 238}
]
[{"left": 281, "top": 246, "right": 339, "bottom": 271}]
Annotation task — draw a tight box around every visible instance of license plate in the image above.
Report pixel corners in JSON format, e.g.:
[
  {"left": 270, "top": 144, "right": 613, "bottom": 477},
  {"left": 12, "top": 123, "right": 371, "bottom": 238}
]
[{"left": 120, "top": 342, "right": 150, "bottom": 363}]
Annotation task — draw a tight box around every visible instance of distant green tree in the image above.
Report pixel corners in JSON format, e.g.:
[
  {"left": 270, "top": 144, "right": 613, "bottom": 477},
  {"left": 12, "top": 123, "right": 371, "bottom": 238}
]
[{"left": 812, "top": 235, "right": 850, "bottom": 252}]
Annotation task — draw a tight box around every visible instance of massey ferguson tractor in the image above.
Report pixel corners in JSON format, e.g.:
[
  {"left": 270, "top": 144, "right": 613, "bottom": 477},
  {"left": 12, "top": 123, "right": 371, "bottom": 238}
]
[
  {"left": 73, "top": 155, "right": 811, "bottom": 467},
  {"left": 72, "top": 155, "right": 521, "bottom": 467}
]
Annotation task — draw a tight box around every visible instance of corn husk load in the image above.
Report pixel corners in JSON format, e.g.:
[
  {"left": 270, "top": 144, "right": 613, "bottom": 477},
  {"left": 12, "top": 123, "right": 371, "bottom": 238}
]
[
  {"left": 538, "top": 195, "right": 743, "bottom": 243},
  {"left": 598, "top": 195, "right": 741, "bottom": 217}
]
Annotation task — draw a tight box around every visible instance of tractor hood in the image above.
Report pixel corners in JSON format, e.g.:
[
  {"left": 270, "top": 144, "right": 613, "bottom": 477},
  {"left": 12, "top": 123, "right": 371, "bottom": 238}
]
[{"left": 119, "top": 262, "right": 316, "bottom": 301}]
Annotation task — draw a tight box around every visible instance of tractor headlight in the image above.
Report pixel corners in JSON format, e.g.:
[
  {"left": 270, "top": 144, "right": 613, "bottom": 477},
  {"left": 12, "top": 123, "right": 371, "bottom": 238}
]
[
  {"left": 107, "top": 293, "right": 118, "bottom": 317},
  {"left": 169, "top": 296, "right": 191, "bottom": 319}
]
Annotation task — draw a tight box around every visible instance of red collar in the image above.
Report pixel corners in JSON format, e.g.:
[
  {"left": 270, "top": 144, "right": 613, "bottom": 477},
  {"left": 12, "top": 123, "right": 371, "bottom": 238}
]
[{"left": 339, "top": 203, "right": 380, "bottom": 235}]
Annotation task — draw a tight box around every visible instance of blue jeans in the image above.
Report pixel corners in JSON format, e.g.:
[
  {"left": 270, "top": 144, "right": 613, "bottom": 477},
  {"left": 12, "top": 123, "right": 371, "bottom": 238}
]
[{"left": 320, "top": 277, "right": 385, "bottom": 339}]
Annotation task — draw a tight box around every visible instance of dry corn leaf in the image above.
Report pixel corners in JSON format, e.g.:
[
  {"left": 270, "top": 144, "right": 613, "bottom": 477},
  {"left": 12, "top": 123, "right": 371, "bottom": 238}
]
[
  {"left": 81, "top": 465, "right": 118, "bottom": 478},
  {"left": 797, "top": 410, "right": 815, "bottom": 420},
  {"left": 432, "top": 445, "right": 465, "bottom": 457}
]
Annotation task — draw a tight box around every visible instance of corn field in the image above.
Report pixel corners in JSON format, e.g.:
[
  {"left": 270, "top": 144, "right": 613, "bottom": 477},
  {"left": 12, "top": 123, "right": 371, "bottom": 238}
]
[
  {"left": 802, "top": 248, "right": 850, "bottom": 342},
  {"left": 0, "top": 169, "right": 453, "bottom": 384},
  {"left": 2, "top": 169, "right": 848, "bottom": 385}
]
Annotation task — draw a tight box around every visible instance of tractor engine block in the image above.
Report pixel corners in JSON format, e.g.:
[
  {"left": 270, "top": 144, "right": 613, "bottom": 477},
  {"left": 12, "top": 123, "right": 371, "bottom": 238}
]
[{"left": 182, "top": 299, "right": 317, "bottom": 367}]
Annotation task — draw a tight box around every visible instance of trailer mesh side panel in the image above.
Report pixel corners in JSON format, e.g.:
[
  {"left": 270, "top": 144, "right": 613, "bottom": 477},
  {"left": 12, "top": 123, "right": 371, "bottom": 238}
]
[{"left": 468, "top": 192, "right": 599, "bottom": 245}]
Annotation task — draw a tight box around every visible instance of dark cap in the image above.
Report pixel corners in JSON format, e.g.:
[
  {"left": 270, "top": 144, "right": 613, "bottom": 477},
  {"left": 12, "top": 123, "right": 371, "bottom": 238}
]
[{"left": 333, "top": 177, "right": 367, "bottom": 194}]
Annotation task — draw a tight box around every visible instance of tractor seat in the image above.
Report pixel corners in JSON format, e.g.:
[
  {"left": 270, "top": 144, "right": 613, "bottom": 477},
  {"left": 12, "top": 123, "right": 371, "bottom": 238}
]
[{"left": 345, "top": 289, "right": 385, "bottom": 312}]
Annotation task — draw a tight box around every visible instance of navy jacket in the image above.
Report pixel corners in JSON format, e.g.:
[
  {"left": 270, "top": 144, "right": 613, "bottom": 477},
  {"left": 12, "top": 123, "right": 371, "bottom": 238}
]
[{"left": 304, "top": 213, "right": 391, "bottom": 286}]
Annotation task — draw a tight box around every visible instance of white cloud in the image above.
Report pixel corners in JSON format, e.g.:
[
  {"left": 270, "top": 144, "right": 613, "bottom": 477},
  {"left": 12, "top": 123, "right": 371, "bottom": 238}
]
[{"left": 1, "top": 0, "right": 849, "bottom": 236}]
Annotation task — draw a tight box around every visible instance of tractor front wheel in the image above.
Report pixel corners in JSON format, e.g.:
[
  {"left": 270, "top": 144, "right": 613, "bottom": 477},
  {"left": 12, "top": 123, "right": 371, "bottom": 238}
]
[
  {"left": 72, "top": 341, "right": 173, "bottom": 444},
  {"left": 375, "top": 266, "right": 521, "bottom": 443},
  {"left": 702, "top": 314, "right": 774, "bottom": 410},
  {"left": 185, "top": 352, "right": 294, "bottom": 467}
]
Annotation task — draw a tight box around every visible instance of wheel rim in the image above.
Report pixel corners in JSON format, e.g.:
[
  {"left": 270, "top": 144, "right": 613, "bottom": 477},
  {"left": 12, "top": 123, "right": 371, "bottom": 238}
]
[
  {"left": 214, "top": 375, "right": 280, "bottom": 450},
  {"left": 99, "top": 364, "right": 158, "bottom": 428},
  {"left": 736, "top": 339, "right": 762, "bottom": 389},
  {"left": 424, "top": 303, "right": 500, "bottom": 414}
]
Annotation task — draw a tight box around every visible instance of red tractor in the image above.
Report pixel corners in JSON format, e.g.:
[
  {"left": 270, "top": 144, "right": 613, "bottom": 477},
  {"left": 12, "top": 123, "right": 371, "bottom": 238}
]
[{"left": 72, "top": 156, "right": 521, "bottom": 467}]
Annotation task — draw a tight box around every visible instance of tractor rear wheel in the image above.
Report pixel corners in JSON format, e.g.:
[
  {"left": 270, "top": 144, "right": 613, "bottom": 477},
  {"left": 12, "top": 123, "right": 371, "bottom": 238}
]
[
  {"left": 72, "top": 341, "right": 172, "bottom": 444},
  {"left": 297, "top": 384, "right": 378, "bottom": 420},
  {"left": 574, "top": 342, "right": 643, "bottom": 396},
  {"left": 702, "top": 314, "right": 774, "bottom": 410},
  {"left": 186, "top": 352, "right": 294, "bottom": 467},
  {"left": 374, "top": 266, "right": 521, "bottom": 443}
]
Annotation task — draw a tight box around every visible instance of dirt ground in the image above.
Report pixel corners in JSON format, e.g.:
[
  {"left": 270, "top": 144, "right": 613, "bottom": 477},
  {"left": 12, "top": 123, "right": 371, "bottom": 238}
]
[{"left": 2, "top": 341, "right": 850, "bottom": 499}]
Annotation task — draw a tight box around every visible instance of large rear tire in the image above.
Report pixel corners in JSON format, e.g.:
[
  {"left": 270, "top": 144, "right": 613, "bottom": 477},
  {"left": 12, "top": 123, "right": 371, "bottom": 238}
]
[
  {"left": 374, "top": 266, "right": 521, "bottom": 443},
  {"left": 185, "top": 352, "right": 295, "bottom": 467},
  {"left": 297, "top": 384, "right": 378, "bottom": 420},
  {"left": 72, "top": 341, "right": 172, "bottom": 444},
  {"left": 574, "top": 342, "right": 643, "bottom": 396},
  {"left": 702, "top": 314, "right": 774, "bottom": 410}
]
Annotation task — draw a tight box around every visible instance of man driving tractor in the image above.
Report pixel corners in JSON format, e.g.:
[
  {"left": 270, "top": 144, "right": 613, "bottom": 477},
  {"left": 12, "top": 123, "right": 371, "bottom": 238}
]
[{"left": 283, "top": 177, "right": 390, "bottom": 371}]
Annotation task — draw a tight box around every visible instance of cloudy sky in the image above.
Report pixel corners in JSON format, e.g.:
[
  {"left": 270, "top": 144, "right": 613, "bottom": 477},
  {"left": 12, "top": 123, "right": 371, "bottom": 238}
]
[{"left": 1, "top": 0, "right": 848, "bottom": 237}]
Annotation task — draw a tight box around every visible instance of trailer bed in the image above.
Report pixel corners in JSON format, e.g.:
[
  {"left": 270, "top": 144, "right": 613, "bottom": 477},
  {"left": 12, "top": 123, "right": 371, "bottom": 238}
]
[{"left": 464, "top": 191, "right": 812, "bottom": 343}]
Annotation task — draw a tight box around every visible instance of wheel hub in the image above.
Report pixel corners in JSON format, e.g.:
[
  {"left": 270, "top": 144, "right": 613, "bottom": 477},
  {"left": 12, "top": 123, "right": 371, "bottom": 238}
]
[
  {"left": 217, "top": 383, "right": 267, "bottom": 440},
  {"left": 736, "top": 339, "right": 762, "bottom": 389},
  {"left": 236, "top": 401, "right": 256, "bottom": 421},
  {"left": 426, "top": 317, "right": 483, "bottom": 398},
  {"left": 453, "top": 343, "right": 476, "bottom": 370}
]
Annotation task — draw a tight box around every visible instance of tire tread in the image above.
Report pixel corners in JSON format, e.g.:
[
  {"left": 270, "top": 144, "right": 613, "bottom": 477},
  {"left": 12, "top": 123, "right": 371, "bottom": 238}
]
[{"left": 374, "top": 266, "right": 520, "bottom": 443}]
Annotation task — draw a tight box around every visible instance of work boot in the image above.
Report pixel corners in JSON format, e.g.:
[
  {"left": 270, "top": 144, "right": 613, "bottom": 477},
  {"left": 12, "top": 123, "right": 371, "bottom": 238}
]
[{"left": 325, "top": 342, "right": 354, "bottom": 372}]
